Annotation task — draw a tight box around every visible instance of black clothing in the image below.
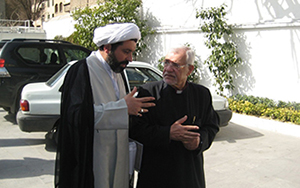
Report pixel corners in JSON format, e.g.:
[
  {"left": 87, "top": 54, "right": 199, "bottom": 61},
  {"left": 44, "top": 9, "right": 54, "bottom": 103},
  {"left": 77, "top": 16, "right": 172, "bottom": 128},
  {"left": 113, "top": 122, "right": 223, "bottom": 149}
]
[
  {"left": 55, "top": 59, "right": 95, "bottom": 188},
  {"left": 130, "top": 81, "right": 219, "bottom": 188}
]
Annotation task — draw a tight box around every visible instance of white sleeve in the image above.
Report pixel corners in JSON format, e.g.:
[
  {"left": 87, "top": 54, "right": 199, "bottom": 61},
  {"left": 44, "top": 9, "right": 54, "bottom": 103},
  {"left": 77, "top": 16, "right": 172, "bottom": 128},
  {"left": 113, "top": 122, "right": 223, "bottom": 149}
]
[{"left": 94, "top": 98, "right": 128, "bottom": 130}]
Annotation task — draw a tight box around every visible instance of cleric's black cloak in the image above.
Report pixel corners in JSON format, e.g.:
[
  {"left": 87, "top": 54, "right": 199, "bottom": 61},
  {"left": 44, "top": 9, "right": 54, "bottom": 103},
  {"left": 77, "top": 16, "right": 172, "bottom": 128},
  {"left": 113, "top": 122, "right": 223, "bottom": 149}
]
[
  {"left": 55, "top": 59, "right": 95, "bottom": 188},
  {"left": 130, "top": 81, "right": 220, "bottom": 188}
]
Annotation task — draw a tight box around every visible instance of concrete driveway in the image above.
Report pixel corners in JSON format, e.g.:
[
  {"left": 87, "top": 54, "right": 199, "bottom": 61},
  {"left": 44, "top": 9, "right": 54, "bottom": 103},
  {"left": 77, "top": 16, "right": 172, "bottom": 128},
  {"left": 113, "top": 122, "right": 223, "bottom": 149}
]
[
  {"left": 0, "top": 109, "right": 55, "bottom": 188},
  {"left": 205, "top": 113, "right": 300, "bottom": 188},
  {"left": 0, "top": 109, "right": 300, "bottom": 188}
]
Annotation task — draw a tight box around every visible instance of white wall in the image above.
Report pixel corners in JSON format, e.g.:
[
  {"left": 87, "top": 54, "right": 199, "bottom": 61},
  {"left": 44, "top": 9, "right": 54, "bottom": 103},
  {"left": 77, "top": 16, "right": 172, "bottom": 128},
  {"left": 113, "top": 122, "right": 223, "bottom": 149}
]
[
  {"left": 43, "top": 14, "right": 76, "bottom": 39},
  {"left": 42, "top": 0, "right": 300, "bottom": 103},
  {"left": 235, "top": 25, "right": 300, "bottom": 103},
  {"left": 140, "top": 0, "right": 300, "bottom": 103}
]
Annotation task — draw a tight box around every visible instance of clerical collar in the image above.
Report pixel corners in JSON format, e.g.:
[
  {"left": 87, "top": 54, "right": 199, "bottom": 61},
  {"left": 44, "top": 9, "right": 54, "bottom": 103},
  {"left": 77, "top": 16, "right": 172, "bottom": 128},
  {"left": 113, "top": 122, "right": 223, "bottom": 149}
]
[
  {"left": 172, "top": 82, "right": 189, "bottom": 94},
  {"left": 176, "top": 90, "right": 183, "bottom": 94}
]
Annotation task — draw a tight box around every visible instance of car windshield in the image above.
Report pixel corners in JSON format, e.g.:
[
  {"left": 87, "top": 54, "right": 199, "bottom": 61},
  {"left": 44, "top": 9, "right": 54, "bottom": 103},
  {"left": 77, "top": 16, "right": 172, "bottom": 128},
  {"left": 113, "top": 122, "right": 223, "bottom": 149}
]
[{"left": 46, "top": 63, "right": 72, "bottom": 87}]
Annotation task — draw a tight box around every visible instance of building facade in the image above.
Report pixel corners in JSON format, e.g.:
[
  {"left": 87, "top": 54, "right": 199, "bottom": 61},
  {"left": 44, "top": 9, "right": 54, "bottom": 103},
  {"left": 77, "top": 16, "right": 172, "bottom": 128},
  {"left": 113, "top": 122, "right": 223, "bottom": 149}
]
[{"left": 35, "top": 0, "right": 99, "bottom": 26}]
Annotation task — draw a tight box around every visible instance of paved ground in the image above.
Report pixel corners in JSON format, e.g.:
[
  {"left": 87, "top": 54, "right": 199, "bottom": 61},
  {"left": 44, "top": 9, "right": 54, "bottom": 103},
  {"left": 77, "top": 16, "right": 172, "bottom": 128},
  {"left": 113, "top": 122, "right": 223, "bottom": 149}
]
[
  {"left": 204, "top": 113, "right": 300, "bottom": 188},
  {"left": 0, "top": 109, "right": 300, "bottom": 188},
  {"left": 0, "top": 109, "right": 55, "bottom": 188}
]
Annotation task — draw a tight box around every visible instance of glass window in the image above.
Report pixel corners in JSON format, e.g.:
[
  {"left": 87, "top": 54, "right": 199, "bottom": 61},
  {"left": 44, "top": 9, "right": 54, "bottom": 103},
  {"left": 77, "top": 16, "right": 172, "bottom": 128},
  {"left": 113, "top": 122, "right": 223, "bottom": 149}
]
[
  {"left": 17, "top": 47, "right": 61, "bottom": 65},
  {"left": 59, "top": 3, "right": 63, "bottom": 12},
  {"left": 17, "top": 47, "right": 40, "bottom": 64},
  {"left": 46, "top": 63, "right": 71, "bottom": 87},
  {"left": 62, "top": 48, "right": 90, "bottom": 63},
  {"left": 125, "top": 67, "right": 162, "bottom": 90},
  {"left": 44, "top": 48, "right": 60, "bottom": 65},
  {"left": 55, "top": 4, "right": 58, "bottom": 13}
]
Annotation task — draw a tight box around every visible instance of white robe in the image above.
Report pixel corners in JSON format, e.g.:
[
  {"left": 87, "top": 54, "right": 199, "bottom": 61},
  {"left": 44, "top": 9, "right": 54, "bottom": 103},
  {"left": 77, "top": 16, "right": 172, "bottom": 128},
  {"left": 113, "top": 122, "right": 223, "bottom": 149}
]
[{"left": 87, "top": 51, "right": 129, "bottom": 188}]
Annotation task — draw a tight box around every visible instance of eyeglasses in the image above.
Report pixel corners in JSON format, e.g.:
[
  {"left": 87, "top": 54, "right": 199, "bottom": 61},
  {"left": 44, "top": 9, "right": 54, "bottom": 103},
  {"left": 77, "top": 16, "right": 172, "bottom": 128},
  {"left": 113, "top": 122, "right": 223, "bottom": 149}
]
[{"left": 163, "top": 60, "right": 188, "bottom": 70}]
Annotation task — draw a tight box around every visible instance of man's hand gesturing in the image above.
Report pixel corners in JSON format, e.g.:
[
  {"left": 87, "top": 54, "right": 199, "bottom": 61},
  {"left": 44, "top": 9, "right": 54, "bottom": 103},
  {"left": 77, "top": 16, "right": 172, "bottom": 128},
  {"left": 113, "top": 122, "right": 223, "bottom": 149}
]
[
  {"left": 124, "top": 87, "right": 155, "bottom": 116},
  {"left": 170, "top": 115, "right": 200, "bottom": 150}
]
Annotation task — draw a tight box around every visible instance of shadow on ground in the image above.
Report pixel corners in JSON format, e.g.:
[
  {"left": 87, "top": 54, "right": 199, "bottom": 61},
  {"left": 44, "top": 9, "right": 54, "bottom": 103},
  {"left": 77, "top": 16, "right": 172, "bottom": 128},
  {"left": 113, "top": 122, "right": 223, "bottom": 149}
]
[
  {"left": 0, "top": 109, "right": 17, "bottom": 124},
  {"left": 0, "top": 138, "right": 45, "bottom": 147},
  {"left": 0, "top": 157, "right": 54, "bottom": 179},
  {"left": 214, "top": 122, "right": 264, "bottom": 143}
]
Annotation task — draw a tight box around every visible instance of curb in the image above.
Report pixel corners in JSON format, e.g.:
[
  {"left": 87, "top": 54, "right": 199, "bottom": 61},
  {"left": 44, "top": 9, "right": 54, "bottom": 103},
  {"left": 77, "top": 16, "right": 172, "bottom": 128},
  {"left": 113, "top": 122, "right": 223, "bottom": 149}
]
[{"left": 230, "top": 113, "right": 300, "bottom": 138}]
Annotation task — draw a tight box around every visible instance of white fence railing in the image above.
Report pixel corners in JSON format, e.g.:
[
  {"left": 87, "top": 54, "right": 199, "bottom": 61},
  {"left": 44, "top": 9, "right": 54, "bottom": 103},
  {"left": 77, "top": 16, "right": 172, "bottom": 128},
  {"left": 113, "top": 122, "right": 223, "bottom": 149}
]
[{"left": 0, "top": 19, "right": 45, "bottom": 33}]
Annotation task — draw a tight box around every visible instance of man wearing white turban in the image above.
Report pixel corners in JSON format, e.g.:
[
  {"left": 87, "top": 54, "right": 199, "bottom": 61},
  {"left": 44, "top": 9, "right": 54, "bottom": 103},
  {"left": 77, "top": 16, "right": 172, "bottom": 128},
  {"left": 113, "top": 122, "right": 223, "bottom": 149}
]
[{"left": 55, "top": 23, "right": 155, "bottom": 188}]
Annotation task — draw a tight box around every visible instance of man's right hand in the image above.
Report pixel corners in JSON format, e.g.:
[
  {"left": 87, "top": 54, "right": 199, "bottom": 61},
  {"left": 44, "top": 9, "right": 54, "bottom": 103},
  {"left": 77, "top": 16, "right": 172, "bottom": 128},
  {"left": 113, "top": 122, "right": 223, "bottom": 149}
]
[
  {"left": 124, "top": 87, "right": 155, "bottom": 116},
  {"left": 170, "top": 115, "right": 200, "bottom": 142}
]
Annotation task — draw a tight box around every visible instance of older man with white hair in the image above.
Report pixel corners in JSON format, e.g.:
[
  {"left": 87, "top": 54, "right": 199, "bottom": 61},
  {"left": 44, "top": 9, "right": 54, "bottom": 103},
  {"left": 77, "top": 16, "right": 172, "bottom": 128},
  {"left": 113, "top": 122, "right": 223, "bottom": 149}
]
[
  {"left": 55, "top": 23, "right": 155, "bottom": 188},
  {"left": 130, "top": 46, "right": 219, "bottom": 188}
]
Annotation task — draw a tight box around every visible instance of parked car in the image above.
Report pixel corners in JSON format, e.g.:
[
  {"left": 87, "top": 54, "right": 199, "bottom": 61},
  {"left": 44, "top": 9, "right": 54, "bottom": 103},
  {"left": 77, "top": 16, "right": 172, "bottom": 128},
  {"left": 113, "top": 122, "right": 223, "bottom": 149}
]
[
  {"left": 0, "top": 38, "right": 91, "bottom": 114},
  {"left": 17, "top": 61, "right": 232, "bottom": 133}
]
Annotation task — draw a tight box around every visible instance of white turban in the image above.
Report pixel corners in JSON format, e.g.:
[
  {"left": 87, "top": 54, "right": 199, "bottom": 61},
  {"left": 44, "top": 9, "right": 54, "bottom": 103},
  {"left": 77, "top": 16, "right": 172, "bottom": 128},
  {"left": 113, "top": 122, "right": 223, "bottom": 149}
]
[{"left": 93, "top": 23, "right": 141, "bottom": 47}]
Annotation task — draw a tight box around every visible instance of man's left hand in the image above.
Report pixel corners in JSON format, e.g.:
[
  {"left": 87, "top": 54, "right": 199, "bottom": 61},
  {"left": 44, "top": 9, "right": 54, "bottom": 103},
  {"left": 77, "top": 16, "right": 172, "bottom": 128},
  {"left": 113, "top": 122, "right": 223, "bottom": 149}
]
[{"left": 182, "top": 137, "right": 200, "bottom": 150}]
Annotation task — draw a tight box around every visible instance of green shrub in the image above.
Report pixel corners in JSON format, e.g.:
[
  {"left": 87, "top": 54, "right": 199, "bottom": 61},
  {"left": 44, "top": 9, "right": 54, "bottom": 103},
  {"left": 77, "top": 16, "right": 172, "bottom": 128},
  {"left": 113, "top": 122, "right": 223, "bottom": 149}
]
[{"left": 228, "top": 95, "right": 300, "bottom": 125}]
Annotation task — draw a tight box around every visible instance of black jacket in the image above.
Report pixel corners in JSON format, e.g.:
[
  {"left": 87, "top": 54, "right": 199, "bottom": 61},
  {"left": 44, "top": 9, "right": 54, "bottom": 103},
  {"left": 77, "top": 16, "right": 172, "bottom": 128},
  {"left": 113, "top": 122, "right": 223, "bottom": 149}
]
[{"left": 130, "top": 81, "right": 219, "bottom": 188}]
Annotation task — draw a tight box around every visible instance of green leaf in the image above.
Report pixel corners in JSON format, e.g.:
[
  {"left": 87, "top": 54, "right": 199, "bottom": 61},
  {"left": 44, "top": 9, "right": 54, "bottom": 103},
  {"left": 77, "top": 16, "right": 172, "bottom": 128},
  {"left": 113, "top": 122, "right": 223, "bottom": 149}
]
[{"left": 196, "top": 3, "right": 242, "bottom": 96}]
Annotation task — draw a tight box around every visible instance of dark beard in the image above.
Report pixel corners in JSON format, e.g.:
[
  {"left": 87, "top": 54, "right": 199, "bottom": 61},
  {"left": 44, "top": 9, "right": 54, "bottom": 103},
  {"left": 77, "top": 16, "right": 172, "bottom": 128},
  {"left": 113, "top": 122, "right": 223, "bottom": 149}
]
[{"left": 107, "top": 52, "right": 129, "bottom": 73}]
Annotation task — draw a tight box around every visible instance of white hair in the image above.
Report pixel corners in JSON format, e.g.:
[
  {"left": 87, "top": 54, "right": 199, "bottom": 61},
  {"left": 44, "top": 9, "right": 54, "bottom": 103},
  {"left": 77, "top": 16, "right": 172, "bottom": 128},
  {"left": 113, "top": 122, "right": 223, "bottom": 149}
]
[{"left": 168, "top": 46, "right": 195, "bottom": 65}]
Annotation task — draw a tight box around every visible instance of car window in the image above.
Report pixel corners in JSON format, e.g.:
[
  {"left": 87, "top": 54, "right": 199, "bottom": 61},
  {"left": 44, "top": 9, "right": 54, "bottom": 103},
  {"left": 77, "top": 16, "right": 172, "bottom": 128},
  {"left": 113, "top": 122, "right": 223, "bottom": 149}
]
[
  {"left": 125, "top": 67, "right": 162, "bottom": 90},
  {"left": 46, "top": 63, "right": 71, "bottom": 87},
  {"left": 44, "top": 48, "right": 60, "bottom": 65},
  {"left": 63, "top": 48, "right": 90, "bottom": 63},
  {"left": 17, "top": 46, "right": 61, "bottom": 65},
  {"left": 17, "top": 47, "right": 40, "bottom": 64}
]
